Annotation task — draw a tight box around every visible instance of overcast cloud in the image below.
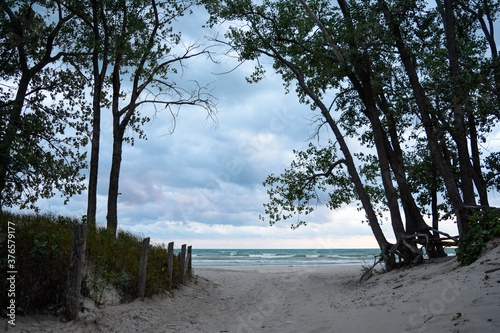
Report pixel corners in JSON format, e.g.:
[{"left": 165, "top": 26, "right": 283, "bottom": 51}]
[{"left": 33, "top": 5, "right": 500, "bottom": 249}]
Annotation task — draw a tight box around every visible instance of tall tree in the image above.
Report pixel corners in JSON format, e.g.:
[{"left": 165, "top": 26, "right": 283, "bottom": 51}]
[
  {"left": 0, "top": 0, "right": 88, "bottom": 212},
  {"left": 104, "top": 0, "right": 217, "bottom": 234},
  {"left": 379, "top": 0, "right": 496, "bottom": 234},
  {"left": 62, "top": 0, "right": 113, "bottom": 226},
  {"left": 204, "top": 0, "right": 407, "bottom": 264}
]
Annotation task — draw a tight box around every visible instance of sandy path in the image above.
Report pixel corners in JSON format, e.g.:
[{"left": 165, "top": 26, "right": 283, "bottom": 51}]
[
  {"left": 7, "top": 241, "right": 500, "bottom": 333},
  {"left": 195, "top": 265, "right": 363, "bottom": 333}
]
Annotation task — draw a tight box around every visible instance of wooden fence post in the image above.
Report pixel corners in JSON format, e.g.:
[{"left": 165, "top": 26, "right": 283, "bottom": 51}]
[
  {"left": 64, "top": 223, "right": 88, "bottom": 321},
  {"left": 180, "top": 244, "right": 187, "bottom": 284},
  {"left": 187, "top": 245, "right": 192, "bottom": 273},
  {"left": 138, "top": 237, "right": 150, "bottom": 299},
  {"left": 167, "top": 242, "right": 174, "bottom": 288}
]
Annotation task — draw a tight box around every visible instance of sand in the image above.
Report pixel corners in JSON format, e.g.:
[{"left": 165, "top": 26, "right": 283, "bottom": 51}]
[{"left": 7, "top": 240, "right": 500, "bottom": 333}]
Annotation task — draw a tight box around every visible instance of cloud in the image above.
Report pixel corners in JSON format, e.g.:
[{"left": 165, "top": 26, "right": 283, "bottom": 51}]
[
  {"left": 119, "top": 203, "right": 385, "bottom": 249},
  {"left": 31, "top": 4, "right": 485, "bottom": 250}
]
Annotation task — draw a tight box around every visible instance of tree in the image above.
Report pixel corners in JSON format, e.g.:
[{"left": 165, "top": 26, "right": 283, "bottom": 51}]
[
  {"left": 0, "top": 0, "right": 88, "bottom": 212},
  {"left": 61, "top": 0, "right": 114, "bottom": 227},
  {"left": 262, "top": 142, "right": 394, "bottom": 265},
  {"left": 86, "top": 0, "right": 110, "bottom": 227},
  {"left": 205, "top": 0, "right": 404, "bottom": 264},
  {"left": 204, "top": 0, "right": 499, "bottom": 267},
  {"left": 458, "top": 0, "right": 500, "bottom": 99},
  {"left": 102, "top": 0, "right": 217, "bottom": 234},
  {"left": 379, "top": 0, "right": 497, "bottom": 233}
]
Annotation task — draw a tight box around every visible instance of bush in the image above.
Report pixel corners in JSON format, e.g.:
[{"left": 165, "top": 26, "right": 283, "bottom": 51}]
[
  {"left": 1, "top": 212, "right": 77, "bottom": 314},
  {"left": 456, "top": 209, "right": 500, "bottom": 266},
  {"left": 84, "top": 226, "right": 183, "bottom": 303},
  {"left": 1, "top": 211, "right": 188, "bottom": 315}
]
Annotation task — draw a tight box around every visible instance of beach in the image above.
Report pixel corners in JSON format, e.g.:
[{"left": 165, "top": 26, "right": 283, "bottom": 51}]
[{"left": 8, "top": 241, "right": 500, "bottom": 332}]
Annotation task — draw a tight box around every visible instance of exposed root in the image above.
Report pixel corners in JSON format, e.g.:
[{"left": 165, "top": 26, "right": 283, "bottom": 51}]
[{"left": 360, "top": 256, "right": 384, "bottom": 282}]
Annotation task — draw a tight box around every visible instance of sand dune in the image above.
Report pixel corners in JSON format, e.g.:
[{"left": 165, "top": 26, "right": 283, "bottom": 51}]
[{"left": 9, "top": 240, "right": 500, "bottom": 332}]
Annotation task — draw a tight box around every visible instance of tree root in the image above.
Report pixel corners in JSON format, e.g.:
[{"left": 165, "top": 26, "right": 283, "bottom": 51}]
[{"left": 360, "top": 256, "right": 384, "bottom": 282}]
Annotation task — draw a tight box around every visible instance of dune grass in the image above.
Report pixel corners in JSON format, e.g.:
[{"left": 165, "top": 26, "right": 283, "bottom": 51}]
[{"left": 1, "top": 211, "right": 187, "bottom": 315}]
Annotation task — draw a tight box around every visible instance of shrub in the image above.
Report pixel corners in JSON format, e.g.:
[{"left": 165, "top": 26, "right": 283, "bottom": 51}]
[
  {"left": 456, "top": 209, "right": 500, "bottom": 266},
  {"left": 1, "top": 211, "right": 188, "bottom": 315},
  {"left": 1, "top": 212, "right": 77, "bottom": 314}
]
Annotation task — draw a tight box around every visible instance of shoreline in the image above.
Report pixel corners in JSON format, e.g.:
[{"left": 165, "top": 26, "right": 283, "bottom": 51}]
[
  {"left": 192, "top": 262, "right": 367, "bottom": 268},
  {"left": 8, "top": 242, "right": 500, "bottom": 332}
]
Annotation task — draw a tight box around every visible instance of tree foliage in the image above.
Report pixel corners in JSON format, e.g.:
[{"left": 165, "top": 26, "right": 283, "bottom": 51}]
[
  {"left": 204, "top": 0, "right": 500, "bottom": 267},
  {"left": 262, "top": 142, "right": 352, "bottom": 228},
  {"left": 0, "top": 0, "right": 89, "bottom": 211},
  {"left": 0, "top": 0, "right": 217, "bottom": 237},
  {"left": 456, "top": 208, "right": 500, "bottom": 265}
]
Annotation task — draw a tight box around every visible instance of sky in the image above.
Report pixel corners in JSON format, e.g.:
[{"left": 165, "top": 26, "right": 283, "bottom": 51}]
[{"left": 33, "top": 4, "right": 500, "bottom": 249}]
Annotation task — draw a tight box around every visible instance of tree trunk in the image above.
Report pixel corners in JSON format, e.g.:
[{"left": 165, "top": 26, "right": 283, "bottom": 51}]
[
  {"left": 379, "top": 101, "right": 443, "bottom": 257},
  {"left": 299, "top": 0, "right": 396, "bottom": 266},
  {"left": 106, "top": 124, "right": 123, "bottom": 235},
  {"left": 335, "top": 0, "right": 409, "bottom": 246},
  {"left": 86, "top": 0, "right": 104, "bottom": 227},
  {"left": 86, "top": 80, "right": 101, "bottom": 227},
  {"left": 282, "top": 54, "right": 391, "bottom": 254},
  {"left": 288, "top": 61, "right": 393, "bottom": 261},
  {"left": 439, "top": 0, "right": 476, "bottom": 206},
  {"left": 106, "top": 56, "right": 124, "bottom": 235},
  {"left": 0, "top": 74, "right": 30, "bottom": 209},
  {"left": 325, "top": 112, "right": 391, "bottom": 253},
  {"left": 384, "top": 109, "right": 427, "bottom": 232},
  {"left": 360, "top": 84, "right": 407, "bottom": 243},
  {"left": 474, "top": 0, "right": 500, "bottom": 98},
  {"left": 336, "top": 0, "right": 419, "bottom": 257},
  {"left": 384, "top": 5, "right": 468, "bottom": 236},
  {"left": 468, "top": 111, "right": 489, "bottom": 206}
]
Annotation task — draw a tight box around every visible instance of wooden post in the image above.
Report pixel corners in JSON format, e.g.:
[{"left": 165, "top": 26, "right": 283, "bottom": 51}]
[
  {"left": 138, "top": 237, "right": 150, "bottom": 299},
  {"left": 167, "top": 242, "right": 174, "bottom": 288},
  {"left": 64, "top": 224, "right": 88, "bottom": 321},
  {"left": 187, "top": 245, "right": 192, "bottom": 273},
  {"left": 180, "top": 244, "right": 187, "bottom": 284}
]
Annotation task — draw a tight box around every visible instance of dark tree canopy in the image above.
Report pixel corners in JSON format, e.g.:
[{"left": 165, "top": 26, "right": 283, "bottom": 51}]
[
  {"left": 203, "top": 0, "right": 500, "bottom": 268},
  {"left": 0, "top": 0, "right": 89, "bottom": 211}
]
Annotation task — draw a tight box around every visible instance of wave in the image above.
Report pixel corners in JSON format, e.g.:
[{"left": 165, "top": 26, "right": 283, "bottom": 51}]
[
  {"left": 192, "top": 249, "right": 379, "bottom": 266},
  {"left": 191, "top": 248, "right": 443, "bottom": 267}
]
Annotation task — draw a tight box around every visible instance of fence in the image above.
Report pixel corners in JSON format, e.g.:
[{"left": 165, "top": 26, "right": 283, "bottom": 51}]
[{"left": 64, "top": 224, "right": 192, "bottom": 321}]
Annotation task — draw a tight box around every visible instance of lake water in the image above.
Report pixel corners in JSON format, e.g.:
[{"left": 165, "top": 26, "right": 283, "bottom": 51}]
[
  {"left": 191, "top": 249, "right": 380, "bottom": 267},
  {"left": 190, "top": 248, "right": 457, "bottom": 267}
]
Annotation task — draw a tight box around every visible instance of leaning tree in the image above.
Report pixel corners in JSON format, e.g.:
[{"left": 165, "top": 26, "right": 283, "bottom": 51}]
[{"left": 203, "top": 0, "right": 499, "bottom": 267}]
